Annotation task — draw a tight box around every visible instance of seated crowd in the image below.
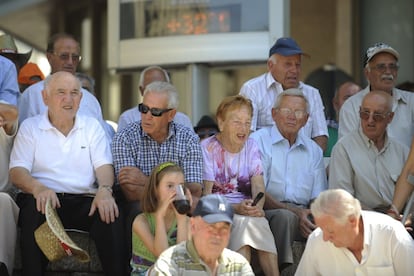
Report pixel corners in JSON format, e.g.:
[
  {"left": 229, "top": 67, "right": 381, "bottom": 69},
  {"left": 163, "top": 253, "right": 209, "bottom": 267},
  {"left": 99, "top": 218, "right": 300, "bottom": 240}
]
[{"left": 2, "top": 32, "right": 414, "bottom": 276}]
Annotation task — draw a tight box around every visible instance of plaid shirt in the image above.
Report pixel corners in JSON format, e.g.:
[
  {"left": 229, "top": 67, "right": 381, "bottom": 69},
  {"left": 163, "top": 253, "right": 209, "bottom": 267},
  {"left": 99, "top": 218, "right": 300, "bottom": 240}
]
[{"left": 112, "top": 121, "right": 203, "bottom": 184}]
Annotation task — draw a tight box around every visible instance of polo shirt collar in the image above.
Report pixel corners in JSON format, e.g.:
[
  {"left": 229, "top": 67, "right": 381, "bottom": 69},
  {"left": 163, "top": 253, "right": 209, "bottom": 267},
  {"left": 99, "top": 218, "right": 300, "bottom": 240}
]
[
  {"left": 266, "top": 72, "right": 303, "bottom": 91},
  {"left": 270, "top": 125, "right": 306, "bottom": 148},
  {"left": 39, "top": 110, "right": 82, "bottom": 131},
  {"left": 357, "top": 127, "right": 390, "bottom": 152}
]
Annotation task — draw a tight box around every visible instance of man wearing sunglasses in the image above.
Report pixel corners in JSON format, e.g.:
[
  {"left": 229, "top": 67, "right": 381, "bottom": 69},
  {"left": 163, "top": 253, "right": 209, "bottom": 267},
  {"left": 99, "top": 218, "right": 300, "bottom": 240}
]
[
  {"left": 329, "top": 91, "right": 409, "bottom": 213},
  {"left": 17, "top": 33, "right": 113, "bottom": 141},
  {"left": 339, "top": 42, "right": 414, "bottom": 148},
  {"left": 117, "top": 65, "right": 193, "bottom": 132},
  {"left": 112, "top": 81, "right": 203, "bottom": 269}
]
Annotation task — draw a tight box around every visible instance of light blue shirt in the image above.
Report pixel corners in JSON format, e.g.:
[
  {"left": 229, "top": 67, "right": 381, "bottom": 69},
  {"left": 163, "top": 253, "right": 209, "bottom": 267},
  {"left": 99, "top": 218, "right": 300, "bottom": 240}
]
[
  {"left": 251, "top": 125, "right": 327, "bottom": 206},
  {"left": 0, "top": 55, "right": 19, "bottom": 105}
]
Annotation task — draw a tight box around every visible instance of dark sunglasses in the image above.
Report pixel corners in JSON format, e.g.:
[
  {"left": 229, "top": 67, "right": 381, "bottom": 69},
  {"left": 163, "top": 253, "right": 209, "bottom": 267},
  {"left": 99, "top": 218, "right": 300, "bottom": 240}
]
[
  {"left": 138, "top": 103, "right": 172, "bottom": 117},
  {"left": 359, "top": 110, "right": 390, "bottom": 122}
]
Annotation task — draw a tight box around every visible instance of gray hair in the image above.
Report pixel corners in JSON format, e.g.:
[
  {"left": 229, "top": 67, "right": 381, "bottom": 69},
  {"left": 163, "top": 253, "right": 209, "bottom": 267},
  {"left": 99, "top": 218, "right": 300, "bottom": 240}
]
[
  {"left": 311, "top": 189, "right": 361, "bottom": 225},
  {"left": 143, "top": 81, "right": 179, "bottom": 109},
  {"left": 44, "top": 72, "right": 82, "bottom": 96},
  {"left": 273, "top": 88, "right": 310, "bottom": 113},
  {"left": 75, "top": 72, "right": 95, "bottom": 94},
  {"left": 139, "top": 65, "right": 170, "bottom": 88}
]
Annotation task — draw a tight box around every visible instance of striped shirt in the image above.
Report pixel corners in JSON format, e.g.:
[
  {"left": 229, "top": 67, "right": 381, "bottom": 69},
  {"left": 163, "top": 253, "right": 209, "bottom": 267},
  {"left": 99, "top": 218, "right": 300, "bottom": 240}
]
[{"left": 150, "top": 240, "right": 254, "bottom": 275}]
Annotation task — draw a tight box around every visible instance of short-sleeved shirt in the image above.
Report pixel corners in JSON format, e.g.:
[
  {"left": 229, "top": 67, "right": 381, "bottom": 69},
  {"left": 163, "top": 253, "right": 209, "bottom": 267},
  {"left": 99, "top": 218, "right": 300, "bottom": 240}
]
[
  {"left": 10, "top": 112, "right": 111, "bottom": 194},
  {"left": 201, "top": 136, "right": 263, "bottom": 204},
  {"left": 240, "top": 72, "right": 328, "bottom": 139},
  {"left": 0, "top": 55, "right": 20, "bottom": 105},
  {"left": 295, "top": 211, "right": 414, "bottom": 276},
  {"left": 150, "top": 240, "right": 254, "bottom": 276},
  {"left": 329, "top": 128, "right": 409, "bottom": 210},
  {"left": 117, "top": 106, "right": 193, "bottom": 132},
  {"left": 339, "top": 86, "right": 414, "bottom": 148},
  {"left": 251, "top": 125, "right": 327, "bottom": 206},
  {"left": 112, "top": 121, "right": 203, "bottom": 185}
]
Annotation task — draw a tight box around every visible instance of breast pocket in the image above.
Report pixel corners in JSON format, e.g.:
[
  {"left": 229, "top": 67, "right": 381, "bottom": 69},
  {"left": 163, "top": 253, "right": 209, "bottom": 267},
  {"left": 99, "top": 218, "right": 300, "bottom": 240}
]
[
  {"left": 365, "top": 265, "right": 394, "bottom": 276},
  {"left": 294, "top": 171, "right": 314, "bottom": 204}
]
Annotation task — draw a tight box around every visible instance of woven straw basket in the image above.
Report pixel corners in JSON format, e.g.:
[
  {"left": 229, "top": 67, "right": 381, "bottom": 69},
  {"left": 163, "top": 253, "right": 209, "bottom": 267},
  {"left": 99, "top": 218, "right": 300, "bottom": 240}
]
[{"left": 34, "top": 199, "right": 90, "bottom": 262}]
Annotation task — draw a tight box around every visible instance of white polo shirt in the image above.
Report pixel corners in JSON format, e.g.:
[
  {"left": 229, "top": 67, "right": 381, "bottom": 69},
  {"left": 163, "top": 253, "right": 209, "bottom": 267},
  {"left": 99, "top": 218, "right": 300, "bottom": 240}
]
[{"left": 10, "top": 112, "right": 112, "bottom": 194}]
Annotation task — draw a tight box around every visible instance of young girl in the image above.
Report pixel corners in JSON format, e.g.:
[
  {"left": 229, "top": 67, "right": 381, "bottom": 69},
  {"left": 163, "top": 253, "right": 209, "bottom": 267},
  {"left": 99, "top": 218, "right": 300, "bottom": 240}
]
[{"left": 130, "top": 162, "right": 190, "bottom": 275}]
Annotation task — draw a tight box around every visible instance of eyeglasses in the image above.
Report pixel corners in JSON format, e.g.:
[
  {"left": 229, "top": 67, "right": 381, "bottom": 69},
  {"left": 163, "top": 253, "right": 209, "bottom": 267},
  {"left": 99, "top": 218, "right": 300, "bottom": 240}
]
[
  {"left": 52, "top": 52, "right": 82, "bottom": 63},
  {"left": 370, "top": 63, "right": 399, "bottom": 73},
  {"left": 138, "top": 103, "right": 172, "bottom": 117},
  {"left": 359, "top": 110, "right": 390, "bottom": 122},
  {"left": 277, "top": 108, "right": 307, "bottom": 119}
]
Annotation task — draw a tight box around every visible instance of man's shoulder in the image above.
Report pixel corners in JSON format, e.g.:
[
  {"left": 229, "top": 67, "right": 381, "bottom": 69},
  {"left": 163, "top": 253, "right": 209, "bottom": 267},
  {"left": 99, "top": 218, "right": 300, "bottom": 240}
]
[
  {"left": 240, "top": 73, "right": 268, "bottom": 94},
  {"left": 120, "top": 106, "right": 139, "bottom": 119},
  {"left": 113, "top": 122, "right": 142, "bottom": 142},
  {"left": 77, "top": 114, "right": 101, "bottom": 126},
  {"left": 221, "top": 247, "right": 250, "bottom": 262},
  {"left": 21, "top": 81, "right": 44, "bottom": 98},
  {"left": 341, "top": 88, "right": 368, "bottom": 110},
  {"left": 250, "top": 127, "right": 271, "bottom": 140},
  {"left": 335, "top": 130, "right": 360, "bottom": 146},
  {"left": 299, "top": 82, "right": 318, "bottom": 92},
  {"left": 0, "top": 55, "right": 15, "bottom": 68},
  {"left": 173, "top": 123, "right": 199, "bottom": 141},
  {"left": 18, "top": 114, "right": 44, "bottom": 135}
]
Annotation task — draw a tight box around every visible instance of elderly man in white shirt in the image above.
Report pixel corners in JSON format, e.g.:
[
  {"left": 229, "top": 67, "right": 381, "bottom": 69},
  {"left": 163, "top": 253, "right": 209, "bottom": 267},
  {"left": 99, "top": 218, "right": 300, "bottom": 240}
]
[
  {"left": 339, "top": 42, "right": 414, "bottom": 148},
  {"left": 10, "top": 72, "right": 126, "bottom": 276},
  {"left": 240, "top": 37, "right": 328, "bottom": 152},
  {"left": 251, "top": 88, "right": 327, "bottom": 270},
  {"left": 296, "top": 189, "right": 414, "bottom": 276}
]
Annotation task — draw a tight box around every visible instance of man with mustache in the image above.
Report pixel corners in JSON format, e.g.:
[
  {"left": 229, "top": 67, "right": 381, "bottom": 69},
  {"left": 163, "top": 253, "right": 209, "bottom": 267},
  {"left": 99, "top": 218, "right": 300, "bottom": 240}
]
[{"left": 339, "top": 43, "right": 414, "bottom": 148}]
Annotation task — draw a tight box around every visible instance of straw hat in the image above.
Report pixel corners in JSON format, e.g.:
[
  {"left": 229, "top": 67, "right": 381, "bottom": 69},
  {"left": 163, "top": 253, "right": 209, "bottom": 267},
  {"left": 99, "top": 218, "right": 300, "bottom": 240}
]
[
  {"left": 0, "top": 34, "right": 32, "bottom": 67},
  {"left": 34, "top": 199, "right": 90, "bottom": 262}
]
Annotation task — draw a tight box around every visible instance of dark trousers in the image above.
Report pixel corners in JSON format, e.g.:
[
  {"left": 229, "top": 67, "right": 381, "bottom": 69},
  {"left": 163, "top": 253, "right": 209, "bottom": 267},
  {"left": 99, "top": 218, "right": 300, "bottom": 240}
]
[
  {"left": 122, "top": 200, "right": 141, "bottom": 272},
  {"left": 17, "top": 193, "right": 127, "bottom": 276}
]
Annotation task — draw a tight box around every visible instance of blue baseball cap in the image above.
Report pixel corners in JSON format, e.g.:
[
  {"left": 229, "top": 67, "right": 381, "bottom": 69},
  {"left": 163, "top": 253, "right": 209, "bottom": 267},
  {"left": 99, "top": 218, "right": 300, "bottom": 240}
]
[
  {"left": 269, "top": 37, "right": 306, "bottom": 57},
  {"left": 193, "top": 194, "right": 233, "bottom": 224}
]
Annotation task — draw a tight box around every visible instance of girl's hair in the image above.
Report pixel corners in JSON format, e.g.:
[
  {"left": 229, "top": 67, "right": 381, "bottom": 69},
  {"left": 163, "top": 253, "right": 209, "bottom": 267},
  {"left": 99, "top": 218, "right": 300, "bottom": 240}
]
[{"left": 140, "top": 162, "right": 184, "bottom": 213}]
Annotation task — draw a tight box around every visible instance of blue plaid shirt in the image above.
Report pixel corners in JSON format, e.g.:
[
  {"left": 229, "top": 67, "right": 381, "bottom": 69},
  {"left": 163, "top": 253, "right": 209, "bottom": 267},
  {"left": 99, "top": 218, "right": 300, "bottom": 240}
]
[{"left": 112, "top": 121, "right": 203, "bottom": 185}]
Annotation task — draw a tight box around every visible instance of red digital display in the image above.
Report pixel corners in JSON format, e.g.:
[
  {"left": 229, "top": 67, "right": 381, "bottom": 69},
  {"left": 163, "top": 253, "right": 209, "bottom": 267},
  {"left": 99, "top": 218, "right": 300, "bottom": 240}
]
[{"left": 165, "top": 10, "right": 231, "bottom": 35}]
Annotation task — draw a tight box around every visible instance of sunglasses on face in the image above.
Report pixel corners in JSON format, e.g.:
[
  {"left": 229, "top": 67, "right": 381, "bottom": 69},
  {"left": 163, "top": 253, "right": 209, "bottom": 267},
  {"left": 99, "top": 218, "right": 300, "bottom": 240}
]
[
  {"left": 138, "top": 103, "right": 172, "bottom": 117},
  {"left": 359, "top": 110, "right": 390, "bottom": 122}
]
